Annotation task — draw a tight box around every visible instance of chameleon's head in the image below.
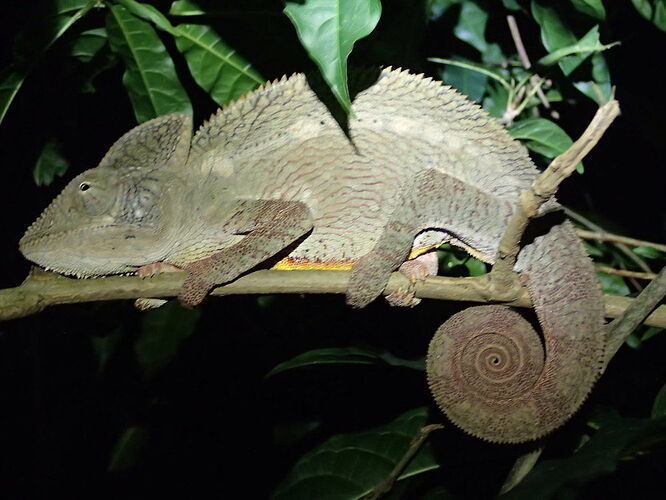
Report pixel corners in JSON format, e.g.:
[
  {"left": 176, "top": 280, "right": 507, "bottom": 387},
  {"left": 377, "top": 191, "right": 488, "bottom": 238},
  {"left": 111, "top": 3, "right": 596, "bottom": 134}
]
[{"left": 20, "top": 114, "right": 193, "bottom": 277}]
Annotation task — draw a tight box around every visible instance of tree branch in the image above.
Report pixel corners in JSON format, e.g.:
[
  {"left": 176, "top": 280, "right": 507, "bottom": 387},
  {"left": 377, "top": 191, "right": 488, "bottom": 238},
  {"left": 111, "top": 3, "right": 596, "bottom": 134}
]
[
  {"left": 1, "top": 269, "right": 665, "bottom": 328},
  {"left": 605, "top": 265, "right": 666, "bottom": 365}
]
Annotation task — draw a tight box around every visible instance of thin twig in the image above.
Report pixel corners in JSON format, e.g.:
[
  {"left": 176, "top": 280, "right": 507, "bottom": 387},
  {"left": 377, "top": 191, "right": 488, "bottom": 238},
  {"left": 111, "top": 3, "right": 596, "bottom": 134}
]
[
  {"left": 577, "top": 229, "right": 666, "bottom": 253},
  {"left": 596, "top": 266, "right": 656, "bottom": 280},
  {"left": 507, "top": 15, "right": 531, "bottom": 69},
  {"left": 365, "top": 424, "right": 444, "bottom": 499},
  {"left": 566, "top": 207, "right": 653, "bottom": 274},
  {"left": 491, "top": 99, "right": 621, "bottom": 285},
  {"left": 605, "top": 265, "right": 666, "bottom": 366}
]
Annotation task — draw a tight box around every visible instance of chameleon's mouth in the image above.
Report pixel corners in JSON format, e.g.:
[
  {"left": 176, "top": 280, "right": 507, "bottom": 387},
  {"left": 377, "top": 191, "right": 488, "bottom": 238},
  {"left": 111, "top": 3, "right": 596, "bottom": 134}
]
[{"left": 20, "top": 224, "right": 139, "bottom": 278}]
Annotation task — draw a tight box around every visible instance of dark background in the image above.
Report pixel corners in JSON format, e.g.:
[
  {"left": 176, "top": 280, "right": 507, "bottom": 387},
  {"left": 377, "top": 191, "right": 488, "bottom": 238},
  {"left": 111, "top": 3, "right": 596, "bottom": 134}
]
[{"left": 1, "top": 1, "right": 664, "bottom": 498}]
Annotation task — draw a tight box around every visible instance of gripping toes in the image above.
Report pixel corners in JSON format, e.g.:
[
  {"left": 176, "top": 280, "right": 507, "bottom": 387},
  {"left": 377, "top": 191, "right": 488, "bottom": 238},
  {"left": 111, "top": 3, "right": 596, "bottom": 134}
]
[
  {"left": 346, "top": 256, "right": 392, "bottom": 308},
  {"left": 179, "top": 272, "right": 214, "bottom": 308}
]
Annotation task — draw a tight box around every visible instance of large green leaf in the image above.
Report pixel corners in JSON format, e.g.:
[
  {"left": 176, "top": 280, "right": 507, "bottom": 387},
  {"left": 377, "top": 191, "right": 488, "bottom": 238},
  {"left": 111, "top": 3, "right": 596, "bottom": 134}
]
[
  {"left": 0, "top": 0, "right": 97, "bottom": 125},
  {"left": 503, "top": 411, "right": 666, "bottom": 499},
  {"left": 174, "top": 24, "right": 264, "bottom": 106},
  {"left": 273, "top": 407, "right": 440, "bottom": 499},
  {"left": 284, "top": 0, "right": 382, "bottom": 113},
  {"left": 266, "top": 346, "right": 424, "bottom": 378},
  {"left": 110, "top": 1, "right": 263, "bottom": 109},
  {"left": 106, "top": 5, "right": 192, "bottom": 123},
  {"left": 509, "top": 117, "right": 582, "bottom": 171}
]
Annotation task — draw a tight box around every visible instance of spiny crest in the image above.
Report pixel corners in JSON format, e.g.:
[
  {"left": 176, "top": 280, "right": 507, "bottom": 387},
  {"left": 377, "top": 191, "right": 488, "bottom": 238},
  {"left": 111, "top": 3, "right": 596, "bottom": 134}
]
[
  {"left": 97, "top": 114, "right": 192, "bottom": 173},
  {"left": 194, "top": 72, "right": 306, "bottom": 139},
  {"left": 374, "top": 66, "right": 502, "bottom": 128},
  {"left": 191, "top": 73, "right": 312, "bottom": 156}
]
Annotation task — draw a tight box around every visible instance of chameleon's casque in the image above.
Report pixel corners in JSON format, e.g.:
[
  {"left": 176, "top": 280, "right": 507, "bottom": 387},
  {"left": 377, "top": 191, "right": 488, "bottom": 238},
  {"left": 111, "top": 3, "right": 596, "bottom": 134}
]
[{"left": 20, "top": 68, "right": 605, "bottom": 443}]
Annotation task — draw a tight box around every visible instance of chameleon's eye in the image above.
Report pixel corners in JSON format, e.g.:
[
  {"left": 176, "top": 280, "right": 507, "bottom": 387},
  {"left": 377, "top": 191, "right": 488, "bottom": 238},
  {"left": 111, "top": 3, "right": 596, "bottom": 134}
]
[{"left": 79, "top": 182, "right": 90, "bottom": 192}]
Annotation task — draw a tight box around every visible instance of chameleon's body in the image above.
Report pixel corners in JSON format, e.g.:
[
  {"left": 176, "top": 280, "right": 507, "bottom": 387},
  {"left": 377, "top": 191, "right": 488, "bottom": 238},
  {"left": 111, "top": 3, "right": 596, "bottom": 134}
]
[{"left": 20, "top": 68, "right": 605, "bottom": 443}]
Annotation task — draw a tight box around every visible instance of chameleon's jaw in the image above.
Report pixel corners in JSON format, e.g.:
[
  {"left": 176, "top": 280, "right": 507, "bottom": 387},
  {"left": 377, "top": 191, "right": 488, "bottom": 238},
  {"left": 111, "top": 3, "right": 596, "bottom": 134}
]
[{"left": 20, "top": 225, "right": 139, "bottom": 278}]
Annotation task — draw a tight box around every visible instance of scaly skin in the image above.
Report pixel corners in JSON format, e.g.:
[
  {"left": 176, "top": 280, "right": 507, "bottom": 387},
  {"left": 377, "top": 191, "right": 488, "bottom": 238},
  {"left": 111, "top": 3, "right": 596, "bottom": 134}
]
[{"left": 19, "top": 68, "right": 605, "bottom": 442}]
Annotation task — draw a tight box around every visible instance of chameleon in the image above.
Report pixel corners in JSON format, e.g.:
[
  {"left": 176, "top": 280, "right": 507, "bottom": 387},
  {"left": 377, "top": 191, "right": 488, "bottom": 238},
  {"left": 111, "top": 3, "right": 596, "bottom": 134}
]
[{"left": 19, "top": 68, "right": 605, "bottom": 443}]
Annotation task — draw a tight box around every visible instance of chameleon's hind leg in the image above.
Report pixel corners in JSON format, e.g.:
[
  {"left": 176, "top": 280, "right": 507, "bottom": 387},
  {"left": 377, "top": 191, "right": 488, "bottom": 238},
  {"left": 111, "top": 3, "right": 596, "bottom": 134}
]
[
  {"left": 347, "top": 168, "right": 508, "bottom": 308},
  {"left": 346, "top": 172, "right": 433, "bottom": 308},
  {"left": 180, "top": 199, "right": 313, "bottom": 307}
]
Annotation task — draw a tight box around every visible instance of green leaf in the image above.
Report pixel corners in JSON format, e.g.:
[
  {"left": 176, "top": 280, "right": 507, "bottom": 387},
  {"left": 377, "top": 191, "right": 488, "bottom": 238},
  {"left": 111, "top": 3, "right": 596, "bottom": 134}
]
[
  {"left": 284, "top": 0, "right": 382, "bottom": 113},
  {"left": 453, "top": 1, "right": 488, "bottom": 52},
  {"left": 537, "top": 25, "right": 618, "bottom": 69},
  {"left": 90, "top": 328, "right": 126, "bottom": 374},
  {"left": 641, "top": 326, "right": 663, "bottom": 342},
  {"left": 631, "top": 0, "right": 666, "bottom": 31},
  {"left": 266, "top": 346, "right": 424, "bottom": 378},
  {"left": 651, "top": 383, "right": 666, "bottom": 418},
  {"left": 531, "top": 1, "right": 598, "bottom": 76},
  {"left": 169, "top": 0, "right": 206, "bottom": 16},
  {"left": 174, "top": 24, "right": 263, "bottom": 106},
  {"left": 596, "top": 272, "right": 631, "bottom": 296},
  {"left": 502, "top": 0, "right": 522, "bottom": 10},
  {"left": 108, "top": 425, "right": 151, "bottom": 472},
  {"left": 106, "top": 5, "right": 192, "bottom": 123},
  {"left": 133, "top": 301, "right": 200, "bottom": 379},
  {"left": 70, "top": 27, "right": 108, "bottom": 63},
  {"left": 0, "top": 69, "right": 28, "bottom": 126},
  {"left": 504, "top": 411, "right": 666, "bottom": 499},
  {"left": 573, "top": 52, "right": 612, "bottom": 103},
  {"left": 570, "top": 0, "right": 606, "bottom": 19},
  {"left": 441, "top": 63, "right": 488, "bottom": 103},
  {"left": 633, "top": 246, "right": 663, "bottom": 259},
  {"left": 114, "top": 0, "right": 178, "bottom": 35},
  {"left": 273, "top": 407, "right": 440, "bottom": 499},
  {"left": 274, "top": 420, "right": 322, "bottom": 445},
  {"left": 33, "top": 138, "right": 70, "bottom": 186},
  {"left": 509, "top": 117, "right": 582, "bottom": 171},
  {"left": 427, "top": 0, "right": 462, "bottom": 20},
  {"left": 483, "top": 81, "right": 510, "bottom": 118},
  {"left": 438, "top": 245, "right": 487, "bottom": 277},
  {"left": 0, "top": 0, "right": 97, "bottom": 125}
]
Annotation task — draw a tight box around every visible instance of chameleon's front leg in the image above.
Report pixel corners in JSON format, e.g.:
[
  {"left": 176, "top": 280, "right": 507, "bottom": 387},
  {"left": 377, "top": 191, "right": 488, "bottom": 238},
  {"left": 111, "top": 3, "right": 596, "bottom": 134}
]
[{"left": 179, "top": 200, "right": 313, "bottom": 307}]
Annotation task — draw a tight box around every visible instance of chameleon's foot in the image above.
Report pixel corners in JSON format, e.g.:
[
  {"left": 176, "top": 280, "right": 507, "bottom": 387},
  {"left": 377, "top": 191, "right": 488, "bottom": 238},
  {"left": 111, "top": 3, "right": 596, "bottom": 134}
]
[
  {"left": 346, "top": 255, "right": 392, "bottom": 308},
  {"left": 136, "top": 261, "right": 182, "bottom": 278},
  {"left": 385, "top": 252, "right": 438, "bottom": 307},
  {"left": 134, "top": 262, "right": 182, "bottom": 310},
  {"left": 179, "top": 261, "right": 218, "bottom": 308},
  {"left": 178, "top": 274, "right": 212, "bottom": 308},
  {"left": 134, "top": 298, "right": 168, "bottom": 310}
]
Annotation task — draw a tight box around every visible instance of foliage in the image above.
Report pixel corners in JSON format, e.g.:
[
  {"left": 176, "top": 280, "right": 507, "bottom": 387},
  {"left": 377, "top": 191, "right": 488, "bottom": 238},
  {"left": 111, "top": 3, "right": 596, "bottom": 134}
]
[{"left": 1, "top": 0, "right": 664, "bottom": 498}]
